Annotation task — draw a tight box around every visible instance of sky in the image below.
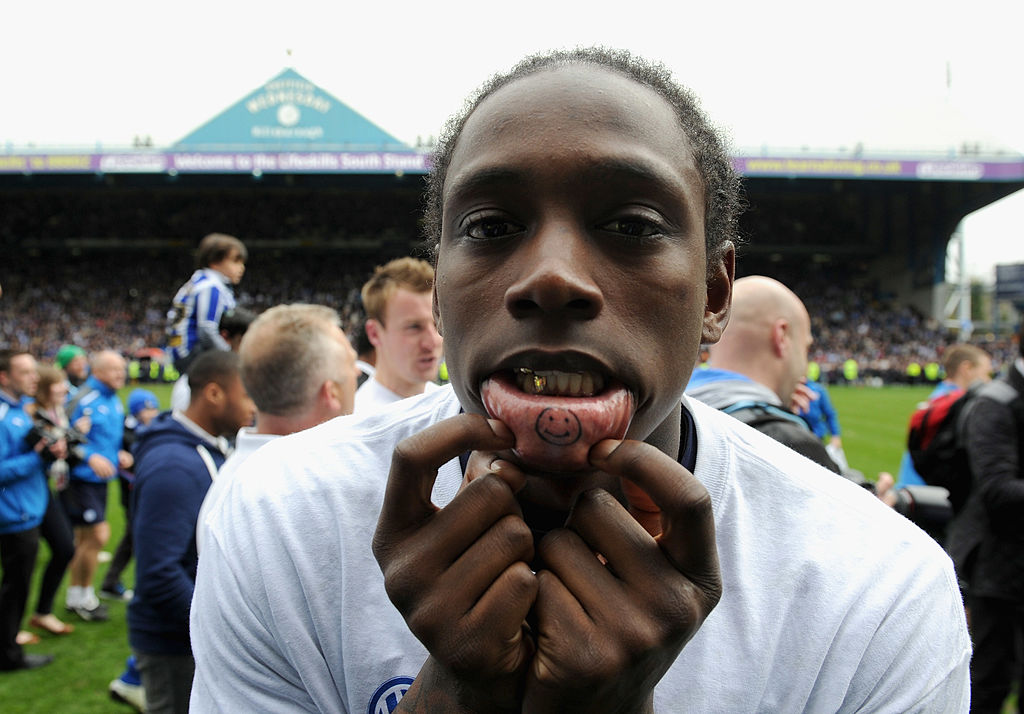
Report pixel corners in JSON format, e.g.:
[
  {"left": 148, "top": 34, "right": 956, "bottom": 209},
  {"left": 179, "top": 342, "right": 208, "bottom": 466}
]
[{"left": 4, "top": 0, "right": 1023, "bottom": 282}]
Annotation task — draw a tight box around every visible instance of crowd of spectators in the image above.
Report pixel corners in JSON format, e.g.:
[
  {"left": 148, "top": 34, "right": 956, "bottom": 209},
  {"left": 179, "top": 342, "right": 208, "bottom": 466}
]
[
  {"left": 0, "top": 249, "right": 393, "bottom": 364},
  {"left": 1, "top": 248, "right": 1016, "bottom": 383},
  {"left": 738, "top": 262, "right": 1016, "bottom": 383}
]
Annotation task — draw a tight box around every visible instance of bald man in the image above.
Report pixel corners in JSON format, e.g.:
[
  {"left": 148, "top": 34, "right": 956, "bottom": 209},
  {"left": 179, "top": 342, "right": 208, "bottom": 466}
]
[
  {"left": 62, "top": 350, "right": 132, "bottom": 621},
  {"left": 686, "top": 276, "right": 840, "bottom": 472}
]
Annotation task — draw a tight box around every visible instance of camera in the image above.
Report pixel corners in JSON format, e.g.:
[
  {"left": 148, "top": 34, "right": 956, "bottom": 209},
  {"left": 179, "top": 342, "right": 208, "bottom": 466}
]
[
  {"left": 889, "top": 484, "right": 953, "bottom": 540},
  {"left": 25, "top": 412, "right": 88, "bottom": 464},
  {"left": 846, "top": 467, "right": 953, "bottom": 538}
]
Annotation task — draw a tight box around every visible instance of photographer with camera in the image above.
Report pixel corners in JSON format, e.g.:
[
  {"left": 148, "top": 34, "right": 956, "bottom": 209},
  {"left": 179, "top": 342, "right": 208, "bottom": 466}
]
[
  {"left": 23, "top": 364, "right": 84, "bottom": 639},
  {"left": 0, "top": 349, "right": 63, "bottom": 671}
]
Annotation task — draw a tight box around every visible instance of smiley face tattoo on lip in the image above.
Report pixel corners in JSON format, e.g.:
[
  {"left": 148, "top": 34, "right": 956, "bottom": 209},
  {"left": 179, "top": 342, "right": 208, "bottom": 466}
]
[
  {"left": 481, "top": 372, "right": 633, "bottom": 472},
  {"left": 536, "top": 407, "right": 582, "bottom": 445}
]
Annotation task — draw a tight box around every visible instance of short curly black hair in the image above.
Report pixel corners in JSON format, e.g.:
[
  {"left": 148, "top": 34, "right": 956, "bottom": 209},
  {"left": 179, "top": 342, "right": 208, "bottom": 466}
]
[{"left": 423, "top": 46, "right": 745, "bottom": 272}]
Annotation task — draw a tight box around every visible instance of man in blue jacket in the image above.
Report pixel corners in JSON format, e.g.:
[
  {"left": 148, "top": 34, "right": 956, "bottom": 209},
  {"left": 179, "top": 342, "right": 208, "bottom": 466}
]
[
  {"left": 62, "top": 349, "right": 130, "bottom": 621},
  {"left": 0, "top": 349, "right": 62, "bottom": 671},
  {"left": 128, "top": 349, "right": 253, "bottom": 713}
]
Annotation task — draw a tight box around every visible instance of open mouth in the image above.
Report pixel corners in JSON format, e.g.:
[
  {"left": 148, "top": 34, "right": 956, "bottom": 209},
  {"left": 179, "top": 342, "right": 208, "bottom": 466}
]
[{"left": 481, "top": 368, "right": 634, "bottom": 473}]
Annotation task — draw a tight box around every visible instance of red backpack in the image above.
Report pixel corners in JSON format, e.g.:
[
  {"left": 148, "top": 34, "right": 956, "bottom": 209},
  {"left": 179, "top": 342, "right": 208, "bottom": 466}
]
[{"left": 906, "top": 387, "right": 974, "bottom": 512}]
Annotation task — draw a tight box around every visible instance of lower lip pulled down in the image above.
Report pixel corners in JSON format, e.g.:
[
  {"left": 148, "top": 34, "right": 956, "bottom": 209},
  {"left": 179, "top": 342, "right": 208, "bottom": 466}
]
[{"left": 480, "top": 373, "right": 634, "bottom": 473}]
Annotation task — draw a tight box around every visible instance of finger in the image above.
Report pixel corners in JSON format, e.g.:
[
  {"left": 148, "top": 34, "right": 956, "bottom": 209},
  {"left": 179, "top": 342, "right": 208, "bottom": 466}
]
[
  {"left": 377, "top": 413, "right": 514, "bottom": 535},
  {"left": 535, "top": 524, "right": 621, "bottom": 606},
  {"left": 399, "top": 511, "right": 535, "bottom": 634},
  {"left": 588, "top": 439, "right": 718, "bottom": 584},
  {"left": 618, "top": 469, "right": 662, "bottom": 537},
  {"left": 424, "top": 474, "right": 529, "bottom": 569},
  {"left": 467, "top": 560, "right": 538, "bottom": 665},
  {"left": 530, "top": 568, "right": 588, "bottom": 667},
  {"left": 461, "top": 453, "right": 526, "bottom": 493},
  {"left": 444, "top": 512, "right": 535, "bottom": 595},
  {"left": 417, "top": 561, "right": 537, "bottom": 686},
  {"left": 556, "top": 488, "right": 676, "bottom": 597},
  {"left": 790, "top": 382, "right": 815, "bottom": 412},
  {"left": 592, "top": 436, "right": 663, "bottom": 536}
]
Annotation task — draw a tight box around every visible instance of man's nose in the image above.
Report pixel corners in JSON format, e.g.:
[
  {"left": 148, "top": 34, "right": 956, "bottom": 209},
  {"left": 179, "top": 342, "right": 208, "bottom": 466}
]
[
  {"left": 423, "top": 322, "right": 443, "bottom": 350},
  {"left": 503, "top": 221, "right": 603, "bottom": 321}
]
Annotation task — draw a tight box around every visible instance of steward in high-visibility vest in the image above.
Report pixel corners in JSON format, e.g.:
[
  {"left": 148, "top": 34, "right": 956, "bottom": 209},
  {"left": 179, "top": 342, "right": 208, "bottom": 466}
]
[
  {"left": 162, "top": 363, "right": 180, "bottom": 383},
  {"left": 842, "top": 359, "right": 858, "bottom": 384},
  {"left": 906, "top": 361, "right": 922, "bottom": 385},
  {"left": 807, "top": 361, "right": 821, "bottom": 383}
]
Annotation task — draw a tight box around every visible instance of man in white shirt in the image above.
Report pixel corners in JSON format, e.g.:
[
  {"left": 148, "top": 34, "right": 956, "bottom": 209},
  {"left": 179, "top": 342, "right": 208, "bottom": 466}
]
[
  {"left": 353, "top": 258, "right": 443, "bottom": 414},
  {"left": 191, "top": 48, "right": 969, "bottom": 713},
  {"left": 197, "top": 304, "right": 358, "bottom": 553}
]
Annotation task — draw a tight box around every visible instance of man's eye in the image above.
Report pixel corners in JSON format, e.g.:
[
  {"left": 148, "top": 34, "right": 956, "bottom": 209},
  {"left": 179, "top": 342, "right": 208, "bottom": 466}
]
[
  {"left": 599, "top": 218, "right": 660, "bottom": 238},
  {"left": 466, "top": 217, "right": 523, "bottom": 240}
]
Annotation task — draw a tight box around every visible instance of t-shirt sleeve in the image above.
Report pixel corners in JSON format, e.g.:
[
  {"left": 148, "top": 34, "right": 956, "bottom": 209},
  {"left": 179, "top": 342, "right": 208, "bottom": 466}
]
[
  {"left": 834, "top": 544, "right": 970, "bottom": 713},
  {"left": 190, "top": 467, "right": 349, "bottom": 713}
]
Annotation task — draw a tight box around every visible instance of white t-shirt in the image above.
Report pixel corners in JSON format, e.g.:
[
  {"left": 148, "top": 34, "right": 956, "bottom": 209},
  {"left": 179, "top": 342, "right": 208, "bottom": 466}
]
[
  {"left": 170, "top": 374, "right": 191, "bottom": 413},
  {"left": 190, "top": 387, "right": 970, "bottom": 713},
  {"left": 353, "top": 375, "right": 439, "bottom": 415},
  {"left": 195, "top": 427, "right": 277, "bottom": 554}
]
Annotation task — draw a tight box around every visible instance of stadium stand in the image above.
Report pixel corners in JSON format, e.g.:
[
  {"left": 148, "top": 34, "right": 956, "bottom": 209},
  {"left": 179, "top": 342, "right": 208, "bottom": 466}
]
[{"left": 1, "top": 246, "right": 1016, "bottom": 383}]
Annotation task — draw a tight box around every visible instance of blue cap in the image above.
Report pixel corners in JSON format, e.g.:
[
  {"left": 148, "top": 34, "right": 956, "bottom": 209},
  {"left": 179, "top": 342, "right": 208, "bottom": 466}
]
[{"left": 128, "top": 389, "right": 159, "bottom": 416}]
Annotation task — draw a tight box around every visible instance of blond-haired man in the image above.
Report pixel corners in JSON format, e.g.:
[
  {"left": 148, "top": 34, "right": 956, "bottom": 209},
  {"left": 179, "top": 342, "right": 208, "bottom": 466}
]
[{"left": 354, "top": 257, "right": 443, "bottom": 414}]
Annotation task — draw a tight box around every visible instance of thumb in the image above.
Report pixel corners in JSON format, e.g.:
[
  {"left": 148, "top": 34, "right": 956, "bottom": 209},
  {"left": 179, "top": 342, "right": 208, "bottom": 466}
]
[{"left": 621, "top": 476, "right": 663, "bottom": 537}]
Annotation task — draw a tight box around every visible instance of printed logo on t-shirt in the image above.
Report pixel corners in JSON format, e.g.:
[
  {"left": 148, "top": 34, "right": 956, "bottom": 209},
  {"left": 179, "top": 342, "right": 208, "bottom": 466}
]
[{"left": 367, "top": 676, "right": 413, "bottom": 714}]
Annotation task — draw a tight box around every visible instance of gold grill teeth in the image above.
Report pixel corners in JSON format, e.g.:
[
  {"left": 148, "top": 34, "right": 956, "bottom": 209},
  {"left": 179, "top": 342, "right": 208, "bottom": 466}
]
[{"left": 514, "top": 367, "right": 604, "bottom": 396}]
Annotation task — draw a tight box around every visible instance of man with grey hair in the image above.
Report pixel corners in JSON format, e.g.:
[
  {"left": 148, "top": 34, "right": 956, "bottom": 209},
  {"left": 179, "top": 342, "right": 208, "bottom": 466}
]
[{"left": 195, "top": 304, "right": 358, "bottom": 552}]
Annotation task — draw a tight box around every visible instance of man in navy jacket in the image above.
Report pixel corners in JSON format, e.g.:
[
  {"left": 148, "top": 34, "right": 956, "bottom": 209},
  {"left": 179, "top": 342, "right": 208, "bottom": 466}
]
[{"left": 127, "top": 350, "right": 253, "bottom": 713}]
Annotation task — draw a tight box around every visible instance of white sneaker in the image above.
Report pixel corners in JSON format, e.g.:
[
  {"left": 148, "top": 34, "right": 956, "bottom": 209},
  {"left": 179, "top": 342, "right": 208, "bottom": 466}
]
[{"left": 109, "top": 677, "right": 146, "bottom": 711}]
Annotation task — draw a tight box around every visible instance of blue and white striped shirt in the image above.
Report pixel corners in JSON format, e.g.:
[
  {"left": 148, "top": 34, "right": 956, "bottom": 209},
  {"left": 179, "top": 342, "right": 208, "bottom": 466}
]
[{"left": 166, "top": 268, "right": 236, "bottom": 371}]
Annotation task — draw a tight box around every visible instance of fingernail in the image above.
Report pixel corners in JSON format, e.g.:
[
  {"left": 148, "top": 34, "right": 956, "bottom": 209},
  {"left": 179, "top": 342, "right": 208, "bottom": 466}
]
[
  {"left": 486, "top": 418, "right": 514, "bottom": 441},
  {"left": 589, "top": 439, "right": 621, "bottom": 462},
  {"left": 489, "top": 458, "right": 515, "bottom": 474}
]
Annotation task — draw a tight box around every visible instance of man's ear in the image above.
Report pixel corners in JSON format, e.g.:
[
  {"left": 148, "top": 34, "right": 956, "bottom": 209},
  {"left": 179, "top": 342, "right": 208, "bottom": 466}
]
[
  {"left": 202, "top": 381, "right": 225, "bottom": 408},
  {"left": 364, "top": 319, "right": 383, "bottom": 348},
  {"left": 321, "top": 379, "right": 341, "bottom": 411},
  {"left": 701, "top": 242, "right": 735, "bottom": 344},
  {"left": 771, "top": 319, "right": 790, "bottom": 358},
  {"left": 432, "top": 282, "right": 443, "bottom": 337}
]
